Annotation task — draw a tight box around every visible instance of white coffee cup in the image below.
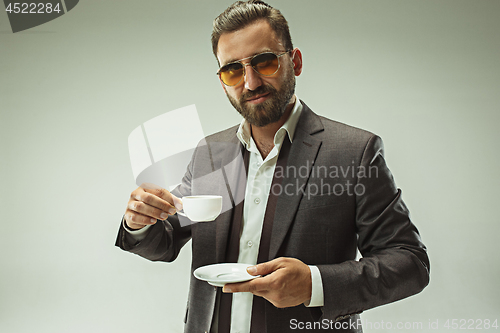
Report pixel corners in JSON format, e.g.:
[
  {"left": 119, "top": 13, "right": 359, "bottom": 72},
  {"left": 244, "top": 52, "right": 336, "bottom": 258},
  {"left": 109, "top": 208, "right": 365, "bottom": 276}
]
[{"left": 177, "top": 195, "right": 223, "bottom": 222}]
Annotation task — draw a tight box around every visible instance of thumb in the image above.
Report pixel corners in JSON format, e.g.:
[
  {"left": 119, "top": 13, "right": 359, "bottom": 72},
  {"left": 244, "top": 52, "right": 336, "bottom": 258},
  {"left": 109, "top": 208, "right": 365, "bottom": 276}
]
[
  {"left": 246, "top": 259, "right": 278, "bottom": 276},
  {"left": 171, "top": 194, "right": 183, "bottom": 211}
]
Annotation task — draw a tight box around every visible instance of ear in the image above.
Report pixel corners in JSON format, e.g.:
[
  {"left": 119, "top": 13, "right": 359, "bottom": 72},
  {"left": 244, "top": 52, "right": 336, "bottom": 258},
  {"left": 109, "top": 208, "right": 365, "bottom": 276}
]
[{"left": 291, "top": 48, "right": 303, "bottom": 76}]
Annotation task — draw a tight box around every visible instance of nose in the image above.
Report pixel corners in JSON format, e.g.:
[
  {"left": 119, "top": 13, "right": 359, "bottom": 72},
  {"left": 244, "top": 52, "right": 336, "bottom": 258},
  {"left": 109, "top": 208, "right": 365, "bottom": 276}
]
[{"left": 243, "top": 63, "right": 263, "bottom": 91}]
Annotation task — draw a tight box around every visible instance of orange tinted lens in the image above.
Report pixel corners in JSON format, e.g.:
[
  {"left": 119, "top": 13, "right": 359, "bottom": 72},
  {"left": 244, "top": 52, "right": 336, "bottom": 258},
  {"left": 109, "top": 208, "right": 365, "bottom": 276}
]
[
  {"left": 219, "top": 63, "right": 244, "bottom": 86},
  {"left": 252, "top": 53, "right": 279, "bottom": 76}
]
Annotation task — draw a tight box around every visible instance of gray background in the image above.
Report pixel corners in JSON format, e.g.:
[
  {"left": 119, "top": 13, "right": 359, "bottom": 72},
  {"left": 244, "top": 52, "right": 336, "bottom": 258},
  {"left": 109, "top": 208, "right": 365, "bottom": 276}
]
[{"left": 1, "top": 0, "right": 499, "bottom": 332}]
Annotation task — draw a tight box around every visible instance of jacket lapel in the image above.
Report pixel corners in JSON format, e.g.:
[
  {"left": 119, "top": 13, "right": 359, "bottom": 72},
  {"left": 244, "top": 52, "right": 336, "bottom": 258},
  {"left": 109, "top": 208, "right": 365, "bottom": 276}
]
[
  {"left": 269, "top": 102, "right": 324, "bottom": 259},
  {"left": 211, "top": 102, "right": 324, "bottom": 262}
]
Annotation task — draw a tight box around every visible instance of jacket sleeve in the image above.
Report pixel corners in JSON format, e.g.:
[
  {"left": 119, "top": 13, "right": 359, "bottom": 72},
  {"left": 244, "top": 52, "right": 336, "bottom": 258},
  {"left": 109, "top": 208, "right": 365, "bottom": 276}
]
[
  {"left": 114, "top": 149, "right": 195, "bottom": 263},
  {"left": 318, "top": 135, "right": 430, "bottom": 321}
]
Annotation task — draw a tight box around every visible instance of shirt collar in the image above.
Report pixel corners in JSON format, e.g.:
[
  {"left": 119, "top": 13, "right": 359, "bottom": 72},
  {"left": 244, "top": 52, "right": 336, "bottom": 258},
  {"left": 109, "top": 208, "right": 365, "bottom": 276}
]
[{"left": 236, "top": 96, "right": 303, "bottom": 148}]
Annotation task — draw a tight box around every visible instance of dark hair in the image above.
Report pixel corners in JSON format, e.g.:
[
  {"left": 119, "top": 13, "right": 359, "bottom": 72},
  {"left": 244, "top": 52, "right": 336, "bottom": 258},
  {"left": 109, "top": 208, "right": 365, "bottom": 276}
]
[{"left": 211, "top": 0, "right": 293, "bottom": 60}]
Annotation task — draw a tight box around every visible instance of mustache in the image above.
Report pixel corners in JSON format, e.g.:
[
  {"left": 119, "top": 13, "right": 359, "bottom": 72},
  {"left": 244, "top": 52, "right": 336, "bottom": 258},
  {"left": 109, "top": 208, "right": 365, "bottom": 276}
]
[{"left": 240, "top": 84, "right": 276, "bottom": 101}]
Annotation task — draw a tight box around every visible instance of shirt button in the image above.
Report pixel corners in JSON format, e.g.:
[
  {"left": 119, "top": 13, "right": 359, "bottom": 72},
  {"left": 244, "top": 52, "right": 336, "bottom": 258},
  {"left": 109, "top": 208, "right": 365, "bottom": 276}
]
[
  {"left": 247, "top": 240, "right": 253, "bottom": 247},
  {"left": 254, "top": 198, "right": 261, "bottom": 204},
  {"left": 256, "top": 162, "right": 261, "bottom": 167}
]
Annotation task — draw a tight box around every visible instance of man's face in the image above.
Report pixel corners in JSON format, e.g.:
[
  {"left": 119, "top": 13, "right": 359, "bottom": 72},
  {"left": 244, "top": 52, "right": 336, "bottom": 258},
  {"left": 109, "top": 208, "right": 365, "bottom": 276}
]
[{"left": 216, "top": 20, "right": 300, "bottom": 127}]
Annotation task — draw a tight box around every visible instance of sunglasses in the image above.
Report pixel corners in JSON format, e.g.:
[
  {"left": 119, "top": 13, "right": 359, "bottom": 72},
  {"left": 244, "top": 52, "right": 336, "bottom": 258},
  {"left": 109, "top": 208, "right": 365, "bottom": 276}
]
[{"left": 217, "top": 50, "right": 291, "bottom": 86}]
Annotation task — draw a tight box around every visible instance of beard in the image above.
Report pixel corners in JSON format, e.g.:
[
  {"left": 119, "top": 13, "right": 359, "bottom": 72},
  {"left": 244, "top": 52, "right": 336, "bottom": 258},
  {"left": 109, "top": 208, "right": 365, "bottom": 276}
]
[{"left": 226, "top": 65, "right": 296, "bottom": 127}]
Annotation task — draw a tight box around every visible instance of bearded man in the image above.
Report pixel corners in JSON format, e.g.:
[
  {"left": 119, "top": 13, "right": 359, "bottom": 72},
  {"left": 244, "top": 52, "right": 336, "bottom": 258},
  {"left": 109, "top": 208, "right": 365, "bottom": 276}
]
[{"left": 116, "top": 1, "right": 430, "bottom": 332}]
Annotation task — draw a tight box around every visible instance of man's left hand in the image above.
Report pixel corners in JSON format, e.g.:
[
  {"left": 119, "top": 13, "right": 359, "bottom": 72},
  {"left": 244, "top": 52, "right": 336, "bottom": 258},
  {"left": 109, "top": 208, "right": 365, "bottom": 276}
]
[{"left": 222, "top": 257, "right": 312, "bottom": 308}]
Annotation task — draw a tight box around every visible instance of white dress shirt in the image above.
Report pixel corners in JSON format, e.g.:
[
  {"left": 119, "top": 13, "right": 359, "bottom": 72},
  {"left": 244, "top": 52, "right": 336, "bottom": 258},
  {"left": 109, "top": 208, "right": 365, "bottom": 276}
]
[{"left": 124, "top": 96, "right": 324, "bottom": 333}]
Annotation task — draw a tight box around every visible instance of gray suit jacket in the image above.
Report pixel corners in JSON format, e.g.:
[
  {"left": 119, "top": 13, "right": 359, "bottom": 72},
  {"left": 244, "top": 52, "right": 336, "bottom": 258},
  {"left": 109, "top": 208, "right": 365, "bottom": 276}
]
[{"left": 116, "top": 101, "right": 430, "bottom": 332}]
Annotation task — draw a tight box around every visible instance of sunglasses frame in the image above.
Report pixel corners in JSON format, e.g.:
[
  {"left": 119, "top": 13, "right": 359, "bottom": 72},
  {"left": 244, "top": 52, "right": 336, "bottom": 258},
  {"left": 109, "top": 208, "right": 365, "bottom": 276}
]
[{"left": 217, "top": 50, "right": 292, "bottom": 87}]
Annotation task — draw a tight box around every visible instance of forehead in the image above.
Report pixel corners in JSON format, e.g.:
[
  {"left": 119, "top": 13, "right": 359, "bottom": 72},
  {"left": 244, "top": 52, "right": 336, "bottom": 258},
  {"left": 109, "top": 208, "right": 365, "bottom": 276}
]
[{"left": 217, "top": 20, "right": 283, "bottom": 66}]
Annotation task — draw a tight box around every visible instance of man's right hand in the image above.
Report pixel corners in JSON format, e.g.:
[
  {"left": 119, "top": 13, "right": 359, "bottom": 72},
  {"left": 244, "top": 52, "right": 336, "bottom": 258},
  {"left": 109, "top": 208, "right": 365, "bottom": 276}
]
[{"left": 124, "top": 187, "right": 183, "bottom": 230}]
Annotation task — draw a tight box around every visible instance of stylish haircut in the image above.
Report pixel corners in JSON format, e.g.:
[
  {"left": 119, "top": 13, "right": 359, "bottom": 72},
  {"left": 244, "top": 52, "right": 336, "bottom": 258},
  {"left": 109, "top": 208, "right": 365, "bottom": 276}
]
[{"left": 211, "top": 0, "right": 293, "bottom": 61}]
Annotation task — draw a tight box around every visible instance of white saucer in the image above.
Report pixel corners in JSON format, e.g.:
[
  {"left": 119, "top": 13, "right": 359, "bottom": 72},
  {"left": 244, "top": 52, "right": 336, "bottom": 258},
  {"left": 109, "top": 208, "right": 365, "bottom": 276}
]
[{"left": 193, "top": 263, "right": 260, "bottom": 287}]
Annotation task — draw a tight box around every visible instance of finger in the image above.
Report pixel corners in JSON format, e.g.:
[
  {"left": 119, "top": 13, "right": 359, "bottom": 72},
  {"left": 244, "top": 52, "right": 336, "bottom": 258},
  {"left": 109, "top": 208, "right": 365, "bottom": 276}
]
[
  {"left": 247, "top": 258, "right": 284, "bottom": 276},
  {"left": 128, "top": 199, "right": 174, "bottom": 220},
  {"left": 223, "top": 276, "right": 273, "bottom": 293},
  {"left": 125, "top": 219, "right": 150, "bottom": 230},
  {"left": 147, "top": 188, "right": 183, "bottom": 211},
  {"left": 223, "top": 281, "right": 254, "bottom": 293},
  {"left": 171, "top": 194, "right": 183, "bottom": 211},
  {"left": 124, "top": 210, "right": 158, "bottom": 229},
  {"left": 132, "top": 188, "right": 176, "bottom": 213},
  {"left": 142, "top": 186, "right": 174, "bottom": 205}
]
